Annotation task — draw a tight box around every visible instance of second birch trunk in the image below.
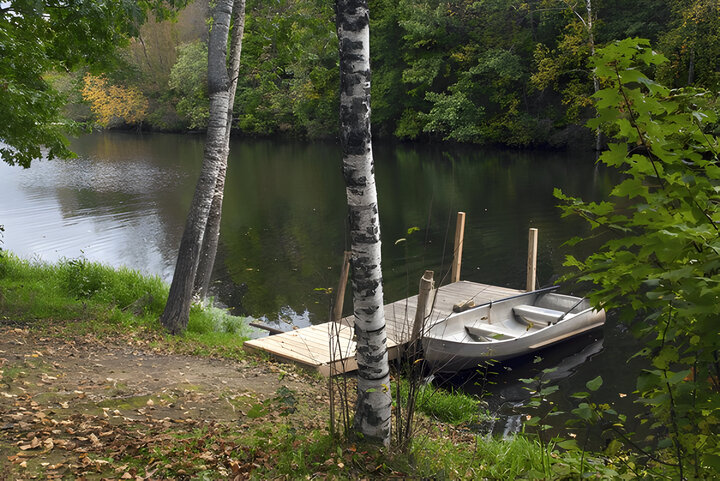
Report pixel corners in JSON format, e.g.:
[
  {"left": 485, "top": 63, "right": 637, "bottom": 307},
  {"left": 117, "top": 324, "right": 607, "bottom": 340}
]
[
  {"left": 160, "top": 0, "right": 237, "bottom": 334},
  {"left": 194, "top": 0, "right": 247, "bottom": 300}
]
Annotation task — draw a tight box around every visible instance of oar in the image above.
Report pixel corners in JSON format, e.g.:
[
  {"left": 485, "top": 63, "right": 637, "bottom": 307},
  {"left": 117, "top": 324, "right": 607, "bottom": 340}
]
[{"left": 555, "top": 297, "right": 586, "bottom": 324}]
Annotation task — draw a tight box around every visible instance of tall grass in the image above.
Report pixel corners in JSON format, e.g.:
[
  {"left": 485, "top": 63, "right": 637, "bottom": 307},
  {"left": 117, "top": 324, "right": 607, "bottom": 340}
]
[
  {"left": 0, "top": 253, "right": 251, "bottom": 339},
  {"left": 396, "top": 378, "right": 485, "bottom": 425},
  {"left": 0, "top": 253, "right": 166, "bottom": 326}
]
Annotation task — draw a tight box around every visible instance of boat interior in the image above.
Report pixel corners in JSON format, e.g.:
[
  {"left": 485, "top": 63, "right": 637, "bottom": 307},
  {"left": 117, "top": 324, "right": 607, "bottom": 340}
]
[{"left": 431, "top": 292, "right": 592, "bottom": 343}]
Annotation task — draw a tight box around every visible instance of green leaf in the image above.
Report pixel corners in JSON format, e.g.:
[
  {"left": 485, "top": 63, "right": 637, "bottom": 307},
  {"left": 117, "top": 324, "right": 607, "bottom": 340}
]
[
  {"left": 666, "top": 369, "right": 692, "bottom": 385},
  {"left": 557, "top": 439, "right": 579, "bottom": 451},
  {"left": 702, "top": 454, "right": 720, "bottom": 472},
  {"left": 539, "top": 385, "right": 560, "bottom": 396},
  {"left": 571, "top": 403, "right": 593, "bottom": 421},
  {"left": 586, "top": 376, "right": 603, "bottom": 392}
]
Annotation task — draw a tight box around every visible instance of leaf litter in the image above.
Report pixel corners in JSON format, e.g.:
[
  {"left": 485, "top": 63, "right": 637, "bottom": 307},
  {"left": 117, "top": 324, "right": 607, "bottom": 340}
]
[{"left": 0, "top": 325, "right": 329, "bottom": 480}]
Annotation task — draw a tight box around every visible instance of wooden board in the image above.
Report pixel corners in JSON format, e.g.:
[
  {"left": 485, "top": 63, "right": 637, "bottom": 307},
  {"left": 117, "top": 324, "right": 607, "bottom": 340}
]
[{"left": 243, "top": 281, "right": 522, "bottom": 375}]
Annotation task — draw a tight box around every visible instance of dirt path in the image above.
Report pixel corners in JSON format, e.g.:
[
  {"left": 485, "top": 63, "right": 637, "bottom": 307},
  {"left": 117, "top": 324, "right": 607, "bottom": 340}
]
[{"left": 0, "top": 326, "right": 328, "bottom": 480}]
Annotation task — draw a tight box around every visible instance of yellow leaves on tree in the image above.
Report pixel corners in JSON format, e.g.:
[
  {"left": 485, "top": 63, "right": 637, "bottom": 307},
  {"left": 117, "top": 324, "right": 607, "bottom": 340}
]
[{"left": 81, "top": 74, "right": 149, "bottom": 127}]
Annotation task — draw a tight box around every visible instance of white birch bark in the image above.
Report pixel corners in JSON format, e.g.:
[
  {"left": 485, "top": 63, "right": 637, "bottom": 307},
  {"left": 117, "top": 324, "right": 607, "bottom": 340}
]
[
  {"left": 194, "top": 0, "right": 247, "bottom": 300},
  {"left": 336, "top": 0, "right": 391, "bottom": 447},
  {"left": 160, "top": 0, "right": 235, "bottom": 334}
]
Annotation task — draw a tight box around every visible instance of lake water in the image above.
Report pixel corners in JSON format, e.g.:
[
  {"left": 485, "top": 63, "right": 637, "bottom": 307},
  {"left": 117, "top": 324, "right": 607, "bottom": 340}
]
[{"left": 0, "top": 132, "right": 643, "bottom": 434}]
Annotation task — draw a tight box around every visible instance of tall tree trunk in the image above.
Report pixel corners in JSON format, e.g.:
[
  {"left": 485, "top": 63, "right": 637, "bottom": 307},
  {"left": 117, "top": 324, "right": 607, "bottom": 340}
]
[
  {"left": 160, "top": 0, "right": 235, "bottom": 334},
  {"left": 584, "top": 0, "right": 602, "bottom": 151},
  {"left": 687, "top": 48, "right": 696, "bottom": 86},
  {"left": 335, "top": 0, "right": 391, "bottom": 447},
  {"left": 194, "top": 0, "right": 247, "bottom": 300}
]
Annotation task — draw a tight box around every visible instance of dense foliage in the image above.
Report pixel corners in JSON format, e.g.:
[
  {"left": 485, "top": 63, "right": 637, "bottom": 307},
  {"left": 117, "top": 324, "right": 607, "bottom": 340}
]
[
  {"left": 81, "top": 73, "right": 149, "bottom": 127},
  {"left": 3, "top": 0, "right": 718, "bottom": 155},
  {"left": 557, "top": 39, "right": 720, "bottom": 477},
  {"left": 70, "top": 0, "right": 718, "bottom": 147},
  {"left": 0, "top": 0, "right": 188, "bottom": 167}
]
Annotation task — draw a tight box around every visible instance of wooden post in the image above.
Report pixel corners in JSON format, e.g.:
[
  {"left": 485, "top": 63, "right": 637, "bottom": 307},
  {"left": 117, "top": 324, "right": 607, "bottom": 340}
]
[
  {"left": 451, "top": 212, "right": 466, "bottom": 283},
  {"left": 526, "top": 227, "right": 538, "bottom": 292},
  {"left": 331, "top": 251, "right": 352, "bottom": 323},
  {"left": 411, "top": 270, "right": 435, "bottom": 344}
]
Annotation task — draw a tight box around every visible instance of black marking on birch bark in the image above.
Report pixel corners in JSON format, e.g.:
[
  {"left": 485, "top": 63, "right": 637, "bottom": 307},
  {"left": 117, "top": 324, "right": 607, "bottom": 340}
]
[
  {"left": 349, "top": 230, "right": 379, "bottom": 244},
  {"left": 356, "top": 305, "right": 379, "bottom": 317},
  {"left": 355, "top": 363, "right": 386, "bottom": 378},
  {"left": 339, "top": 115, "right": 370, "bottom": 156},
  {"left": 347, "top": 187, "right": 367, "bottom": 198},
  {"left": 351, "top": 274, "right": 381, "bottom": 288},
  {"left": 356, "top": 324, "right": 389, "bottom": 336},
  {"left": 355, "top": 349, "right": 388, "bottom": 369},
  {"left": 355, "top": 355, "right": 389, "bottom": 379},
  {"left": 343, "top": 168, "right": 368, "bottom": 187},
  {"left": 350, "top": 215, "right": 378, "bottom": 232},
  {"left": 351, "top": 232, "right": 380, "bottom": 244},
  {"left": 339, "top": 38, "right": 364, "bottom": 60},
  {"left": 355, "top": 398, "right": 391, "bottom": 431},
  {"left": 351, "top": 260, "right": 380, "bottom": 274},
  {"left": 351, "top": 254, "right": 378, "bottom": 267},
  {"left": 354, "top": 327, "right": 387, "bottom": 344},
  {"left": 337, "top": 0, "right": 369, "bottom": 31}
]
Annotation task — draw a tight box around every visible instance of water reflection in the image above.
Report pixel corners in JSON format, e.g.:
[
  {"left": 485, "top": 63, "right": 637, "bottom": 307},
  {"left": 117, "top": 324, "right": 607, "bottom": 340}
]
[
  {"left": 2, "top": 132, "right": 615, "bottom": 322},
  {"left": 433, "top": 309, "right": 644, "bottom": 441}
]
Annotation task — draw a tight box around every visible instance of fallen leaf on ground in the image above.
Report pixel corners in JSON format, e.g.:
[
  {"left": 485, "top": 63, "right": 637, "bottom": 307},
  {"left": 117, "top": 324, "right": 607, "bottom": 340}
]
[{"left": 19, "top": 436, "right": 41, "bottom": 450}]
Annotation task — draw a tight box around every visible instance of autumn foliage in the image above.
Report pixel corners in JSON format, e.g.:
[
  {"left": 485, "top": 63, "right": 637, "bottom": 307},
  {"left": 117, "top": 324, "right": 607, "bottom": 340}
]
[{"left": 81, "top": 74, "right": 149, "bottom": 127}]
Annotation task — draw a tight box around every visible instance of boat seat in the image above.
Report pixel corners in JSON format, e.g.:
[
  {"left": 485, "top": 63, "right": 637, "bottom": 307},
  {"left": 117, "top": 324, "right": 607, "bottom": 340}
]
[
  {"left": 465, "top": 323, "right": 518, "bottom": 341},
  {"left": 513, "top": 305, "right": 565, "bottom": 326}
]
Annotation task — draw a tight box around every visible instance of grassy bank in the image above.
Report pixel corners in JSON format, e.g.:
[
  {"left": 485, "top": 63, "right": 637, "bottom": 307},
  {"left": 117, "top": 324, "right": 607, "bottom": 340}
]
[
  {"left": 0, "top": 253, "right": 644, "bottom": 479},
  {"left": 0, "top": 253, "right": 252, "bottom": 357}
]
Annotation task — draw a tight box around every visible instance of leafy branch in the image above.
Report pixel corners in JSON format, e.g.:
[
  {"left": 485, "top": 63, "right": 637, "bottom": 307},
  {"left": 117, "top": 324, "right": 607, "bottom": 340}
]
[{"left": 557, "top": 38, "right": 720, "bottom": 478}]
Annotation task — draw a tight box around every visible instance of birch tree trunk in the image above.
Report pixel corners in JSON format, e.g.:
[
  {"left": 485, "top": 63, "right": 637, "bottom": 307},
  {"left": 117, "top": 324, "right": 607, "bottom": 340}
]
[
  {"left": 335, "top": 0, "right": 391, "bottom": 447},
  {"left": 160, "top": 0, "right": 235, "bottom": 334},
  {"left": 194, "top": 0, "right": 247, "bottom": 300}
]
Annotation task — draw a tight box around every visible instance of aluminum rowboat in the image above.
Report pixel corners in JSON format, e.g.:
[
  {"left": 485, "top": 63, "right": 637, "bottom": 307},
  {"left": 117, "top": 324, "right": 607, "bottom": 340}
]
[{"left": 422, "top": 287, "right": 605, "bottom": 372}]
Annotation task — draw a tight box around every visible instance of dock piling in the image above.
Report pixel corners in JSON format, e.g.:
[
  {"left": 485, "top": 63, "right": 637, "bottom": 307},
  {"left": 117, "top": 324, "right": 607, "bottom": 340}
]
[
  {"left": 451, "top": 212, "right": 466, "bottom": 283},
  {"left": 411, "top": 270, "right": 435, "bottom": 345},
  {"left": 526, "top": 227, "right": 538, "bottom": 291},
  {"left": 332, "top": 251, "right": 352, "bottom": 323}
]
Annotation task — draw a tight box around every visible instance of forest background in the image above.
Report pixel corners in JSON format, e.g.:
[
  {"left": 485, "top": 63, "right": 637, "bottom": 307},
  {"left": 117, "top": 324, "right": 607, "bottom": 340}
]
[{"left": 69, "top": 0, "right": 720, "bottom": 149}]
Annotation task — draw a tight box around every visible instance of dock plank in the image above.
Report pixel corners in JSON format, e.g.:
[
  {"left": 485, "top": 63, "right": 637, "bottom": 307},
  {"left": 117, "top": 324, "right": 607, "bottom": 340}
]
[{"left": 243, "top": 281, "right": 522, "bottom": 375}]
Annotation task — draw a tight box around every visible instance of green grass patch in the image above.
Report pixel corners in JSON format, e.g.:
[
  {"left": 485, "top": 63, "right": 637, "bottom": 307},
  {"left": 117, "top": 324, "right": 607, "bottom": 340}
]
[
  {"left": 0, "top": 253, "right": 251, "bottom": 355},
  {"left": 0, "top": 253, "right": 166, "bottom": 327},
  {"left": 396, "top": 379, "right": 485, "bottom": 425},
  {"left": 408, "top": 434, "right": 543, "bottom": 479}
]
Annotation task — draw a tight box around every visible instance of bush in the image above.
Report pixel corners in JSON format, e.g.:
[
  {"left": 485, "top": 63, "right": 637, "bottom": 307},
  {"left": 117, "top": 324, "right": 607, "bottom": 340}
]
[{"left": 557, "top": 38, "right": 720, "bottom": 479}]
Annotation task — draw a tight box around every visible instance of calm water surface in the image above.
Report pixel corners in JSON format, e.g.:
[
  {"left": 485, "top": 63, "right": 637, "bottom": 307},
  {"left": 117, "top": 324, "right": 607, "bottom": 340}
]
[
  {"left": 1, "top": 132, "right": 642, "bottom": 432},
  {"left": 1, "top": 132, "right": 615, "bottom": 320}
]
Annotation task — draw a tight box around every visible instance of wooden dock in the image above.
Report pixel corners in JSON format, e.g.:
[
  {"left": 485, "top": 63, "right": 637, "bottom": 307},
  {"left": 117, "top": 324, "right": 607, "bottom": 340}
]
[{"left": 243, "top": 280, "right": 523, "bottom": 376}]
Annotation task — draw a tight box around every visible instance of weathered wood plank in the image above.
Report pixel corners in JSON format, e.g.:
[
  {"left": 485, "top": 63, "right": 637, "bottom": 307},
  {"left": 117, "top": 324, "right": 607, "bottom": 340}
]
[{"left": 243, "top": 281, "right": 523, "bottom": 375}]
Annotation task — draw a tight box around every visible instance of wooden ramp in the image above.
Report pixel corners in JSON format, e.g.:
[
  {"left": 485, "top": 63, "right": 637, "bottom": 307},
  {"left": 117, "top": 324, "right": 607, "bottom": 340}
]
[{"left": 243, "top": 280, "right": 522, "bottom": 376}]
